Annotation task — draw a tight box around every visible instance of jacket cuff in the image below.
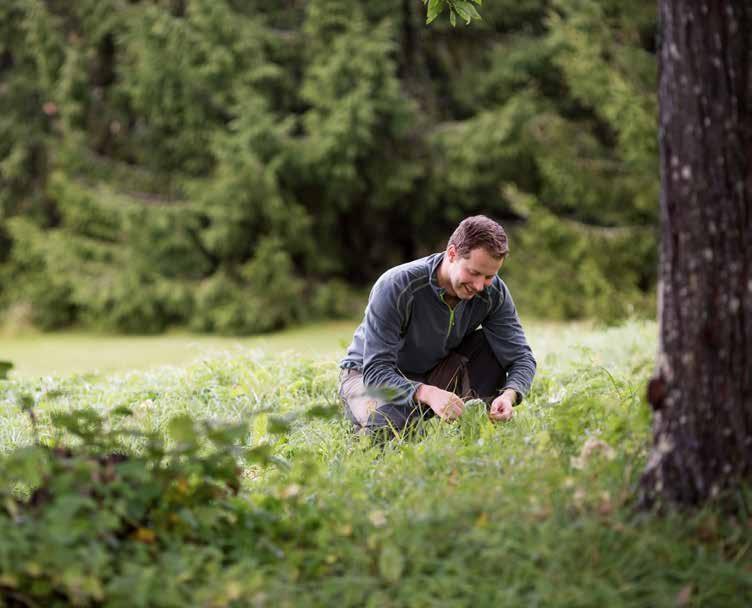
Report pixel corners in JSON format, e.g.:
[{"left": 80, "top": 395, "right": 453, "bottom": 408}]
[
  {"left": 410, "top": 381, "right": 424, "bottom": 403},
  {"left": 501, "top": 386, "right": 524, "bottom": 405}
]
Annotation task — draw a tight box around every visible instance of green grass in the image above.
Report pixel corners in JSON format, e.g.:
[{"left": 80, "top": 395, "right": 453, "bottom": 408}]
[
  {"left": 1, "top": 320, "right": 358, "bottom": 377},
  {"left": 3, "top": 318, "right": 608, "bottom": 379},
  {"left": 0, "top": 319, "right": 750, "bottom": 606}
]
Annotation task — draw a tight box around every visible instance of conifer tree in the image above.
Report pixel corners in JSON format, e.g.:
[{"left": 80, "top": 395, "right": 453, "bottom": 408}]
[
  {"left": 0, "top": 0, "right": 663, "bottom": 331},
  {"left": 296, "top": 0, "right": 424, "bottom": 277}
]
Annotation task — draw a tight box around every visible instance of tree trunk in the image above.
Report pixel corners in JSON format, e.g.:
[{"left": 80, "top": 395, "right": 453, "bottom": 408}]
[{"left": 641, "top": 1, "right": 752, "bottom": 506}]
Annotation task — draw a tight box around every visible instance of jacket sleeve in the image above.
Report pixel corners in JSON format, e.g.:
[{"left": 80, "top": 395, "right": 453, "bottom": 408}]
[
  {"left": 482, "top": 280, "right": 537, "bottom": 403},
  {"left": 361, "top": 276, "right": 421, "bottom": 406}
]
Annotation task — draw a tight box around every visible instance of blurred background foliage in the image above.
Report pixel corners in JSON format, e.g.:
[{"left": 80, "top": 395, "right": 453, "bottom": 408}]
[{"left": 0, "top": 0, "right": 658, "bottom": 334}]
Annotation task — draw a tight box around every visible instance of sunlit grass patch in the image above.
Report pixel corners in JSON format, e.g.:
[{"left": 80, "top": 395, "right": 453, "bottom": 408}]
[{"left": 0, "top": 320, "right": 750, "bottom": 606}]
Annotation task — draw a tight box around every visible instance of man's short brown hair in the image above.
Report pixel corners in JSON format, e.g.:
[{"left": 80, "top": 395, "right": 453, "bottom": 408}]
[{"left": 448, "top": 215, "right": 509, "bottom": 259}]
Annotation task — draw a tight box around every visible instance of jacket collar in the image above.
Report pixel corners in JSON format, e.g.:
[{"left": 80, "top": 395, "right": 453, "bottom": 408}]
[{"left": 428, "top": 251, "right": 446, "bottom": 296}]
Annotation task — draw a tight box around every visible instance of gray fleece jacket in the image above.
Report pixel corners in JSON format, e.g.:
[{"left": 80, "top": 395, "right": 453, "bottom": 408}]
[{"left": 340, "top": 252, "right": 536, "bottom": 406}]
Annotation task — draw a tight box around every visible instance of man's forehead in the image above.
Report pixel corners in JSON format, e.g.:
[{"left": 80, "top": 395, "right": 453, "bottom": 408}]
[{"left": 464, "top": 248, "right": 503, "bottom": 273}]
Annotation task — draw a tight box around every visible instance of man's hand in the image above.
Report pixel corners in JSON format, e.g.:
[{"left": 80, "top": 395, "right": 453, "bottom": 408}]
[
  {"left": 489, "top": 390, "right": 516, "bottom": 422},
  {"left": 416, "top": 384, "right": 465, "bottom": 421}
]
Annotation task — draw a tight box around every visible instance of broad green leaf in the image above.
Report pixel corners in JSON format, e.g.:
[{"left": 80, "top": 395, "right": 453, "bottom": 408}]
[
  {"left": 379, "top": 542, "right": 404, "bottom": 582},
  {"left": 365, "top": 385, "right": 403, "bottom": 401},
  {"left": 0, "top": 361, "right": 13, "bottom": 380},
  {"left": 243, "top": 444, "right": 272, "bottom": 464},
  {"left": 204, "top": 422, "right": 248, "bottom": 446},
  {"left": 426, "top": 0, "right": 445, "bottom": 25},
  {"left": 449, "top": 9, "right": 456, "bottom": 27},
  {"left": 15, "top": 392, "right": 34, "bottom": 411},
  {"left": 111, "top": 406, "right": 134, "bottom": 418},
  {"left": 536, "top": 430, "right": 551, "bottom": 449},
  {"left": 305, "top": 404, "right": 340, "bottom": 419},
  {"left": 268, "top": 415, "right": 293, "bottom": 434},
  {"left": 167, "top": 414, "right": 198, "bottom": 445},
  {"left": 465, "top": 3, "right": 481, "bottom": 19},
  {"left": 2, "top": 446, "right": 50, "bottom": 487},
  {"left": 51, "top": 408, "right": 103, "bottom": 437},
  {"left": 452, "top": 2, "right": 470, "bottom": 22},
  {"left": 253, "top": 413, "right": 269, "bottom": 439},
  {"left": 453, "top": 1, "right": 480, "bottom": 24}
]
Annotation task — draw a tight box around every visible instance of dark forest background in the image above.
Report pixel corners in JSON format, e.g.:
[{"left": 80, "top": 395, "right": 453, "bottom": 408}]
[{"left": 0, "top": 0, "right": 658, "bottom": 334}]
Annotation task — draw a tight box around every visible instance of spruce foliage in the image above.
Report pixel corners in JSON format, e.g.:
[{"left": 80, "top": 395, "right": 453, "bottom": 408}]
[{"left": 0, "top": 0, "right": 658, "bottom": 331}]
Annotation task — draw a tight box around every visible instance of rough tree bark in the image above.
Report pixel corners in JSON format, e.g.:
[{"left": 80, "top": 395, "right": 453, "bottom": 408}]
[{"left": 641, "top": 1, "right": 752, "bottom": 506}]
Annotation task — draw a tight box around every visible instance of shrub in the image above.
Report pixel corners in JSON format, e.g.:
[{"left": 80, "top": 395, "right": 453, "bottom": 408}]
[
  {"left": 0, "top": 408, "right": 279, "bottom": 606},
  {"left": 192, "top": 238, "right": 305, "bottom": 335},
  {"left": 1, "top": 219, "right": 79, "bottom": 330},
  {"left": 77, "top": 272, "right": 194, "bottom": 334},
  {"left": 503, "top": 187, "right": 656, "bottom": 322},
  {"left": 309, "top": 279, "right": 364, "bottom": 320}
]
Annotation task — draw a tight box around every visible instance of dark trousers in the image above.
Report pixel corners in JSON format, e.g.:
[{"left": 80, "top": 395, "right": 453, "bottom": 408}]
[{"left": 338, "top": 329, "right": 507, "bottom": 435}]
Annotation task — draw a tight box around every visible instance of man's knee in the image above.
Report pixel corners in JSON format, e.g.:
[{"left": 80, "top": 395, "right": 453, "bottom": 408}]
[
  {"left": 364, "top": 402, "right": 433, "bottom": 436},
  {"left": 339, "top": 369, "right": 378, "bottom": 427},
  {"left": 338, "top": 368, "right": 434, "bottom": 437}
]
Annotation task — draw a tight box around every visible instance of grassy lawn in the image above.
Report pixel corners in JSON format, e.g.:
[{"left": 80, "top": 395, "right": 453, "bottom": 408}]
[
  {"left": 1, "top": 319, "right": 749, "bottom": 606},
  {"left": 1, "top": 320, "right": 359, "bottom": 377},
  {"left": 3, "top": 318, "right": 629, "bottom": 379}
]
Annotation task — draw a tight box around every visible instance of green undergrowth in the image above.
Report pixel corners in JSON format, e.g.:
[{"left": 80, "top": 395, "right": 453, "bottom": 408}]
[{"left": 0, "top": 322, "right": 750, "bottom": 606}]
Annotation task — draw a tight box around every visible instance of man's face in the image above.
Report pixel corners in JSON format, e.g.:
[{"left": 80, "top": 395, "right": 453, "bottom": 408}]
[{"left": 445, "top": 245, "right": 504, "bottom": 300}]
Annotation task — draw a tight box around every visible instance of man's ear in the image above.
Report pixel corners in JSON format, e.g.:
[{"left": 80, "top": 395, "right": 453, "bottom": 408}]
[{"left": 447, "top": 244, "right": 457, "bottom": 262}]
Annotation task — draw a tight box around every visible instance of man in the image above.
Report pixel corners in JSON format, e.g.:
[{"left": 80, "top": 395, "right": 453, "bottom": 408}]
[{"left": 339, "top": 215, "right": 536, "bottom": 436}]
